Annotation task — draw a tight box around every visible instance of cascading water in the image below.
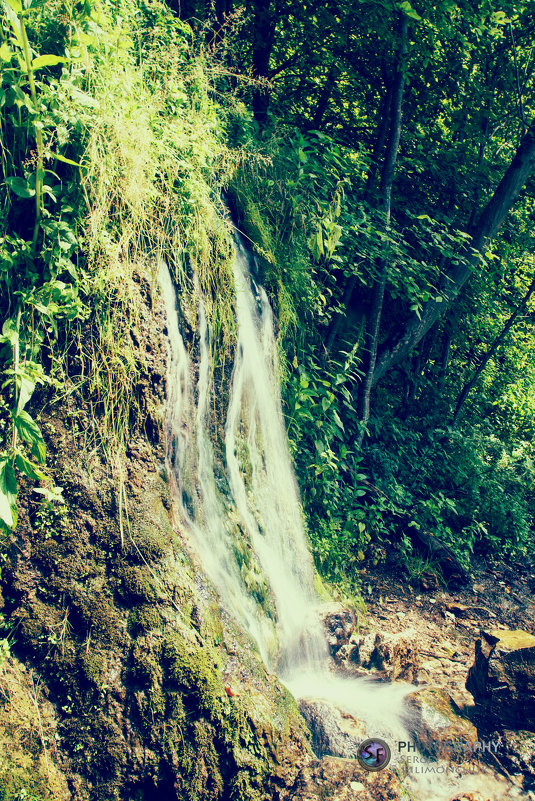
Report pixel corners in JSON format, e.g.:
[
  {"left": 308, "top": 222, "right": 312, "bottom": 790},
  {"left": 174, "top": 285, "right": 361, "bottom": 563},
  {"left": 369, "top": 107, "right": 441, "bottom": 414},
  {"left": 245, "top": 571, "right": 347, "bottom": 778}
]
[
  {"left": 159, "top": 231, "right": 528, "bottom": 801},
  {"left": 159, "top": 237, "right": 328, "bottom": 673},
  {"left": 224, "top": 236, "right": 328, "bottom": 673}
]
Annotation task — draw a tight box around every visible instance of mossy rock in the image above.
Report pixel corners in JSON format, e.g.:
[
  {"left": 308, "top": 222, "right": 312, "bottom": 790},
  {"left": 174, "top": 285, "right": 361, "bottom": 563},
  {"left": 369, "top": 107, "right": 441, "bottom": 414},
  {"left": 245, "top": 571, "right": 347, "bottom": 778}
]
[
  {"left": 0, "top": 658, "right": 69, "bottom": 801},
  {"left": 127, "top": 524, "right": 168, "bottom": 563},
  {"left": 125, "top": 484, "right": 174, "bottom": 565},
  {"left": 127, "top": 604, "right": 162, "bottom": 636},
  {"left": 69, "top": 586, "right": 123, "bottom": 644},
  {"left": 162, "top": 631, "right": 224, "bottom": 716},
  {"left": 78, "top": 650, "right": 107, "bottom": 687},
  {"left": 117, "top": 564, "right": 161, "bottom": 603},
  {"left": 129, "top": 637, "right": 163, "bottom": 688}
]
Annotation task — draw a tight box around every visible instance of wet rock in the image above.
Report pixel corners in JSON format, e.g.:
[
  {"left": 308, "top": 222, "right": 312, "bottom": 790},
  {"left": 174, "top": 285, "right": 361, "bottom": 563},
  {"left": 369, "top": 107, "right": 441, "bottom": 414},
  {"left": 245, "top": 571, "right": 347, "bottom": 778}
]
[
  {"left": 298, "top": 699, "right": 365, "bottom": 759},
  {"left": 320, "top": 603, "right": 356, "bottom": 657},
  {"left": 466, "top": 629, "right": 535, "bottom": 731},
  {"left": 352, "top": 630, "right": 420, "bottom": 681},
  {"left": 501, "top": 729, "right": 535, "bottom": 787},
  {"left": 403, "top": 688, "right": 478, "bottom": 761},
  {"left": 291, "top": 756, "right": 403, "bottom": 801}
]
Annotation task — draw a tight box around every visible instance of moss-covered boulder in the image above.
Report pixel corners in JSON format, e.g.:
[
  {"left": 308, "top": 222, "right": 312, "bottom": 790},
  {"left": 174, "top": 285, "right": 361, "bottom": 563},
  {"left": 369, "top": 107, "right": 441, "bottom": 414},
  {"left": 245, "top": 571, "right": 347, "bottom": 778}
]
[{"left": 404, "top": 688, "right": 478, "bottom": 762}]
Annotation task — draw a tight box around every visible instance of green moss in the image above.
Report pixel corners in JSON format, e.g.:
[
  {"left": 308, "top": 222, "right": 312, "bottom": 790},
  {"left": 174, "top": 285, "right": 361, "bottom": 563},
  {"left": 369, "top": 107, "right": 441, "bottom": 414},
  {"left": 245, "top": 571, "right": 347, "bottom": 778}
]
[
  {"left": 70, "top": 587, "right": 122, "bottom": 643},
  {"left": 162, "top": 631, "right": 225, "bottom": 717},
  {"left": 199, "top": 600, "right": 224, "bottom": 647},
  {"left": 129, "top": 638, "right": 163, "bottom": 688},
  {"left": 228, "top": 518, "right": 275, "bottom": 619},
  {"left": 226, "top": 181, "right": 276, "bottom": 267},
  {"left": 189, "top": 719, "right": 224, "bottom": 799},
  {"left": 79, "top": 650, "right": 106, "bottom": 686},
  {"left": 118, "top": 565, "right": 161, "bottom": 603},
  {"left": 128, "top": 524, "right": 168, "bottom": 564},
  {"left": 0, "top": 658, "right": 69, "bottom": 801},
  {"left": 127, "top": 604, "right": 162, "bottom": 636}
]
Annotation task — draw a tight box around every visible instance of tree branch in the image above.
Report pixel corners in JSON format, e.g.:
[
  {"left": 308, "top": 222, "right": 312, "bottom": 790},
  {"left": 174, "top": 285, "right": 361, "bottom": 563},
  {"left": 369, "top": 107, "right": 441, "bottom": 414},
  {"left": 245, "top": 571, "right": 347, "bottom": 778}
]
[{"left": 372, "top": 115, "right": 535, "bottom": 385}]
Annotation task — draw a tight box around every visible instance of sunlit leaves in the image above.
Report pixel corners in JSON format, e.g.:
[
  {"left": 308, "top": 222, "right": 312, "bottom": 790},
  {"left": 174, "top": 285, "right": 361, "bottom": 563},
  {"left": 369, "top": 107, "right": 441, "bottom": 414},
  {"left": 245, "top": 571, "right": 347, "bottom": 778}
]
[{"left": 5, "top": 176, "right": 35, "bottom": 198}]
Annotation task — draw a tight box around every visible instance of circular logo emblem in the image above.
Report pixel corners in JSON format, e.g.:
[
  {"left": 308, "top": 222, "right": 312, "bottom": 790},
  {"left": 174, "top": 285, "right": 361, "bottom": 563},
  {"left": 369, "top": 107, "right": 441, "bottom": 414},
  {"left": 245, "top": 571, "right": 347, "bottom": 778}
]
[{"left": 357, "top": 738, "right": 391, "bottom": 771}]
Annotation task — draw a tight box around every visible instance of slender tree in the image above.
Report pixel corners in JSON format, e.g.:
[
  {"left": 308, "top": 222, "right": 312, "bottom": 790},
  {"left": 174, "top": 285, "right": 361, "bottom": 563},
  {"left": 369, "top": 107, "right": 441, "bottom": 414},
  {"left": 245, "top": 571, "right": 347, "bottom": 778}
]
[
  {"left": 372, "top": 115, "right": 535, "bottom": 386},
  {"left": 357, "top": 12, "right": 408, "bottom": 446},
  {"left": 451, "top": 273, "right": 535, "bottom": 426}
]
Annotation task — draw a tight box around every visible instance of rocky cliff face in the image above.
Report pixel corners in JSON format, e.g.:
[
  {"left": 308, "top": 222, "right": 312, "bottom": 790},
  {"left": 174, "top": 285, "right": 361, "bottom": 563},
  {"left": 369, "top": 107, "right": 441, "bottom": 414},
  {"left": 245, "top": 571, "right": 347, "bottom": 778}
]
[{"left": 0, "top": 271, "right": 312, "bottom": 801}]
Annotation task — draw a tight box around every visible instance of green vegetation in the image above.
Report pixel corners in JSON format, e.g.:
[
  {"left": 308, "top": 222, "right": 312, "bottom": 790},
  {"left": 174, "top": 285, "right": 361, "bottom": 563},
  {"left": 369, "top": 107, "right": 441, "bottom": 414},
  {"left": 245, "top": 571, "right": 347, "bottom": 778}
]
[
  {"left": 1, "top": 0, "right": 535, "bottom": 588},
  {"left": 2, "top": 0, "right": 535, "bottom": 794},
  {"left": 212, "top": 0, "right": 535, "bottom": 590},
  {"left": 0, "top": 0, "right": 235, "bottom": 534},
  {"left": 0, "top": 654, "right": 69, "bottom": 801}
]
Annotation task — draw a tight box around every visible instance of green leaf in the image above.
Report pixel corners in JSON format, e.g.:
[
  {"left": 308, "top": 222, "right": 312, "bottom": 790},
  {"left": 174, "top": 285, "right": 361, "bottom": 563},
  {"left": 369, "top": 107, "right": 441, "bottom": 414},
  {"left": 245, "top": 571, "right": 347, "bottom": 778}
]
[
  {"left": 13, "top": 410, "right": 46, "bottom": 463},
  {"left": 16, "top": 373, "right": 35, "bottom": 412},
  {"left": 0, "top": 316, "right": 19, "bottom": 348},
  {"left": 5, "top": 176, "right": 35, "bottom": 198},
  {"left": 34, "top": 485, "right": 64, "bottom": 504},
  {"left": 308, "top": 227, "right": 324, "bottom": 260},
  {"left": 333, "top": 410, "right": 344, "bottom": 430},
  {"left": 15, "top": 452, "right": 47, "bottom": 481},
  {"left": 397, "top": 0, "right": 422, "bottom": 20},
  {"left": 0, "top": 458, "right": 17, "bottom": 528},
  {"left": 0, "top": 42, "right": 12, "bottom": 62},
  {"left": 49, "top": 151, "right": 80, "bottom": 167},
  {"left": 0, "top": 487, "right": 13, "bottom": 527},
  {"left": 32, "top": 54, "right": 68, "bottom": 69},
  {"left": 70, "top": 87, "right": 98, "bottom": 108},
  {"left": 1, "top": 0, "right": 23, "bottom": 46}
]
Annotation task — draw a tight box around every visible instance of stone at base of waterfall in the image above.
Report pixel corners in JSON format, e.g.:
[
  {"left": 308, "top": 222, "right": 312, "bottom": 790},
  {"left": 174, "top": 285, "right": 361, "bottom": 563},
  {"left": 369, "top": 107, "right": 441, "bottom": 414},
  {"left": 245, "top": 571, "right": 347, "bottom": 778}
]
[
  {"left": 449, "top": 793, "right": 491, "bottom": 801},
  {"left": 298, "top": 699, "right": 365, "bottom": 759},
  {"left": 466, "top": 629, "right": 535, "bottom": 731},
  {"left": 500, "top": 730, "right": 535, "bottom": 787},
  {"left": 403, "top": 688, "right": 478, "bottom": 761},
  {"left": 320, "top": 603, "right": 356, "bottom": 657},
  {"left": 291, "top": 756, "right": 403, "bottom": 801},
  {"left": 336, "top": 629, "right": 420, "bottom": 682}
]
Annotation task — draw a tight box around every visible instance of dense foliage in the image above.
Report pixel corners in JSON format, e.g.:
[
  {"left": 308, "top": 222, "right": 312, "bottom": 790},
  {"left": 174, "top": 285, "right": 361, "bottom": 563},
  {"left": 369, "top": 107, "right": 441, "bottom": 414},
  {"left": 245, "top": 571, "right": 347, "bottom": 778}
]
[
  {"left": 0, "top": 0, "right": 234, "bottom": 538},
  {"left": 217, "top": 0, "right": 535, "bottom": 589},
  {"left": 2, "top": 0, "right": 535, "bottom": 599}
]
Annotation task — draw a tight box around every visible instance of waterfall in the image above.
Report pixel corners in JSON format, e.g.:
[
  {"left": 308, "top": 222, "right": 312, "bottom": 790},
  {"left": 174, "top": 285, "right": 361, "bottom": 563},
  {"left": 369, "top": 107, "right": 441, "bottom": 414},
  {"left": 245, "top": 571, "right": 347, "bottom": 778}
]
[
  {"left": 159, "top": 235, "right": 526, "bottom": 801},
  {"left": 224, "top": 236, "right": 328, "bottom": 673},
  {"left": 159, "top": 240, "right": 327, "bottom": 672}
]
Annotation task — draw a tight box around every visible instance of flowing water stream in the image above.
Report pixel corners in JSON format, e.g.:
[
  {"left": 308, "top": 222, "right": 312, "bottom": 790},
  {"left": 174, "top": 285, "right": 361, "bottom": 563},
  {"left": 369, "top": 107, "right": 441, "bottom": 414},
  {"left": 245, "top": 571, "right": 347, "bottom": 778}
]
[{"left": 159, "top": 231, "right": 529, "bottom": 800}]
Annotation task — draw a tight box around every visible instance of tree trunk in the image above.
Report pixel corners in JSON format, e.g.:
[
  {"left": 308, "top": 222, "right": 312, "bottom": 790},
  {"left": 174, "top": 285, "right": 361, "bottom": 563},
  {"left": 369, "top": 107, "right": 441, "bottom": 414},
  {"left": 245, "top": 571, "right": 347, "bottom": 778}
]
[
  {"left": 251, "top": 0, "right": 276, "bottom": 124},
  {"left": 437, "top": 314, "right": 455, "bottom": 394},
  {"left": 364, "top": 83, "right": 391, "bottom": 201},
  {"left": 451, "top": 273, "right": 535, "bottom": 426},
  {"left": 372, "top": 115, "right": 535, "bottom": 386},
  {"left": 357, "top": 13, "right": 408, "bottom": 447},
  {"left": 310, "top": 63, "right": 338, "bottom": 129}
]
